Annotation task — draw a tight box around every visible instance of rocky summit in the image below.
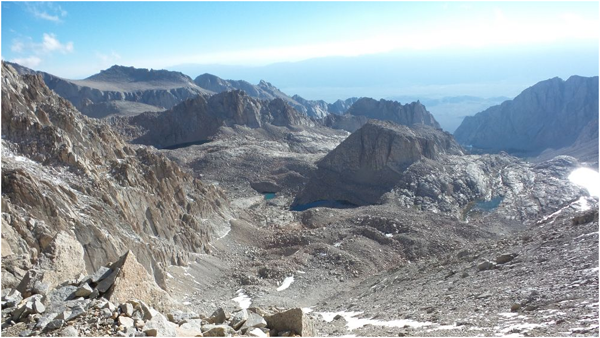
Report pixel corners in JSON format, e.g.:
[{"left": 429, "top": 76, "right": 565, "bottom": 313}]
[
  {"left": 454, "top": 75, "right": 599, "bottom": 160},
  {"left": 1, "top": 60, "right": 598, "bottom": 338}
]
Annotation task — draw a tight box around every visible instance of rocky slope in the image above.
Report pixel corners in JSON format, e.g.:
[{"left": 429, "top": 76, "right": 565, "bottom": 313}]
[
  {"left": 115, "top": 90, "right": 319, "bottom": 149},
  {"left": 8, "top": 62, "right": 212, "bottom": 117},
  {"left": 293, "top": 120, "right": 463, "bottom": 206},
  {"left": 1, "top": 62, "right": 231, "bottom": 292},
  {"left": 454, "top": 75, "right": 599, "bottom": 158}
]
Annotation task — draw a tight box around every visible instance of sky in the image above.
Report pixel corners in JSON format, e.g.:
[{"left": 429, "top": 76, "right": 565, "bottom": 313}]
[{"left": 1, "top": 1, "right": 599, "bottom": 103}]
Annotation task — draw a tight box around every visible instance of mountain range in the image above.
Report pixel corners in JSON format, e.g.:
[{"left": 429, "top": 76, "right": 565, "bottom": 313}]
[{"left": 1, "top": 60, "right": 598, "bottom": 337}]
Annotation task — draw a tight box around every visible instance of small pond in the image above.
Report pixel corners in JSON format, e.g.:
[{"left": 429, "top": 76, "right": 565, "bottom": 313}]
[
  {"left": 462, "top": 196, "right": 504, "bottom": 221},
  {"left": 263, "top": 192, "right": 276, "bottom": 200}
]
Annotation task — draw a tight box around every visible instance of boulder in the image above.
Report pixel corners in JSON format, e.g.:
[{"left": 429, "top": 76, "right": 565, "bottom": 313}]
[
  {"left": 144, "top": 313, "right": 177, "bottom": 337},
  {"left": 265, "top": 308, "right": 315, "bottom": 337},
  {"left": 230, "top": 309, "right": 248, "bottom": 330},
  {"left": 103, "top": 251, "right": 175, "bottom": 312},
  {"left": 477, "top": 260, "right": 496, "bottom": 271},
  {"left": 202, "top": 324, "right": 235, "bottom": 337},
  {"left": 241, "top": 312, "right": 267, "bottom": 330},
  {"left": 16, "top": 270, "right": 43, "bottom": 298},
  {"left": 120, "top": 303, "right": 134, "bottom": 317},
  {"left": 38, "top": 231, "right": 87, "bottom": 289},
  {"left": 74, "top": 283, "right": 93, "bottom": 298},
  {"left": 118, "top": 316, "right": 135, "bottom": 328},
  {"left": 208, "top": 307, "right": 227, "bottom": 324},
  {"left": 175, "top": 326, "right": 204, "bottom": 337},
  {"left": 2, "top": 288, "right": 22, "bottom": 308},
  {"left": 496, "top": 253, "right": 518, "bottom": 264},
  {"left": 90, "top": 266, "right": 113, "bottom": 284},
  {"left": 59, "top": 326, "right": 79, "bottom": 337},
  {"left": 248, "top": 328, "right": 268, "bottom": 337}
]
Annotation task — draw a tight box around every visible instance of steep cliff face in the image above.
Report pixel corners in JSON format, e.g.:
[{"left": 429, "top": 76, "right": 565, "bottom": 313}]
[
  {"left": 122, "top": 90, "right": 316, "bottom": 149},
  {"left": 454, "top": 76, "right": 599, "bottom": 157},
  {"left": 293, "top": 120, "right": 463, "bottom": 206},
  {"left": 1, "top": 62, "right": 231, "bottom": 289},
  {"left": 8, "top": 62, "right": 212, "bottom": 117},
  {"left": 345, "top": 97, "right": 442, "bottom": 129}
]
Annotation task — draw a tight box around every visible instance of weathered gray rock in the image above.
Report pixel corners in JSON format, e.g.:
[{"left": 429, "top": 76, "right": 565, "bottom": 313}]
[
  {"left": 264, "top": 308, "right": 315, "bottom": 337},
  {"left": 496, "top": 253, "right": 518, "bottom": 264},
  {"left": 208, "top": 307, "right": 227, "bottom": 324},
  {"left": 37, "top": 231, "right": 87, "bottom": 289},
  {"left": 59, "top": 325, "right": 78, "bottom": 337},
  {"left": 143, "top": 313, "right": 177, "bottom": 337},
  {"left": 32, "top": 300, "right": 45, "bottom": 314},
  {"left": 65, "top": 305, "right": 86, "bottom": 321},
  {"left": 120, "top": 303, "right": 134, "bottom": 317},
  {"left": 241, "top": 312, "right": 267, "bottom": 330},
  {"left": 477, "top": 260, "right": 496, "bottom": 271},
  {"left": 35, "top": 312, "right": 58, "bottom": 331},
  {"left": 16, "top": 270, "right": 43, "bottom": 298},
  {"left": 247, "top": 328, "right": 268, "bottom": 337},
  {"left": 103, "top": 251, "right": 175, "bottom": 312},
  {"left": 90, "top": 266, "right": 112, "bottom": 284},
  {"left": 2, "top": 288, "right": 22, "bottom": 308},
  {"left": 202, "top": 324, "right": 236, "bottom": 337},
  {"left": 230, "top": 309, "right": 249, "bottom": 330},
  {"left": 46, "top": 319, "right": 65, "bottom": 331},
  {"left": 118, "top": 316, "right": 135, "bottom": 328},
  {"left": 74, "top": 283, "right": 93, "bottom": 298}
]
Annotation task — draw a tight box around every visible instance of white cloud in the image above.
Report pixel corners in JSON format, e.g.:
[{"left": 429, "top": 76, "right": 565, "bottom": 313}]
[
  {"left": 9, "top": 33, "right": 73, "bottom": 69},
  {"left": 25, "top": 2, "right": 67, "bottom": 23},
  {"left": 11, "top": 56, "right": 42, "bottom": 68},
  {"left": 11, "top": 41, "right": 24, "bottom": 53},
  {"left": 42, "top": 33, "right": 73, "bottom": 54}
]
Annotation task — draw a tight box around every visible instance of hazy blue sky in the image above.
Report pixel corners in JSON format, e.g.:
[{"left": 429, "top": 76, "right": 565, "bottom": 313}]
[{"left": 2, "top": 1, "right": 599, "bottom": 103}]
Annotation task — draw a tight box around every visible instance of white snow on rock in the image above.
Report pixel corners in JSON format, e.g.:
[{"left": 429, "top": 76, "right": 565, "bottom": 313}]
[
  {"left": 232, "top": 289, "right": 251, "bottom": 309},
  {"left": 318, "top": 311, "right": 433, "bottom": 331},
  {"left": 277, "top": 276, "right": 295, "bottom": 291},
  {"left": 569, "top": 167, "right": 600, "bottom": 197}
]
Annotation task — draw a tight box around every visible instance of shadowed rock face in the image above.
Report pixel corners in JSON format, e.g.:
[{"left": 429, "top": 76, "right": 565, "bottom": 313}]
[
  {"left": 121, "top": 90, "right": 316, "bottom": 149},
  {"left": 454, "top": 75, "right": 599, "bottom": 157},
  {"left": 1, "top": 62, "right": 231, "bottom": 289},
  {"left": 293, "top": 120, "right": 463, "bottom": 206},
  {"left": 345, "top": 97, "right": 442, "bottom": 129}
]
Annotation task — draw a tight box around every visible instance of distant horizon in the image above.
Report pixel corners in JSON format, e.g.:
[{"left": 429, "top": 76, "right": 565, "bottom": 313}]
[{"left": 2, "top": 1, "right": 598, "bottom": 127}]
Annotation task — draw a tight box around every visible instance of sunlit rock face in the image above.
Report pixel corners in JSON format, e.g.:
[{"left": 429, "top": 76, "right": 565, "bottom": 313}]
[{"left": 1, "top": 62, "right": 231, "bottom": 289}]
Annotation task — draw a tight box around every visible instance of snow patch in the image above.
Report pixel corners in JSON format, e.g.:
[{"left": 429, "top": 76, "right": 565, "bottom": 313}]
[
  {"left": 232, "top": 289, "right": 251, "bottom": 309},
  {"left": 318, "top": 311, "right": 433, "bottom": 331},
  {"left": 277, "top": 276, "right": 295, "bottom": 291},
  {"left": 569, "top": 167, "right": 600, "bottom": 197}
]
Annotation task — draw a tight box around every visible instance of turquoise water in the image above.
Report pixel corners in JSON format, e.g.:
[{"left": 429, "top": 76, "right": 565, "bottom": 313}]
[
  {"left": 473, "top": 196, "right": 503, "bottom": 211},
  {"left": 290, "top": 200, "right": 357, "bottom": 212},
  {"left": 463, "top": 196, "right": 504, "bottom": 221},
  {"left": 263, "top": 193, "right": 276, "bottom": 200}
]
